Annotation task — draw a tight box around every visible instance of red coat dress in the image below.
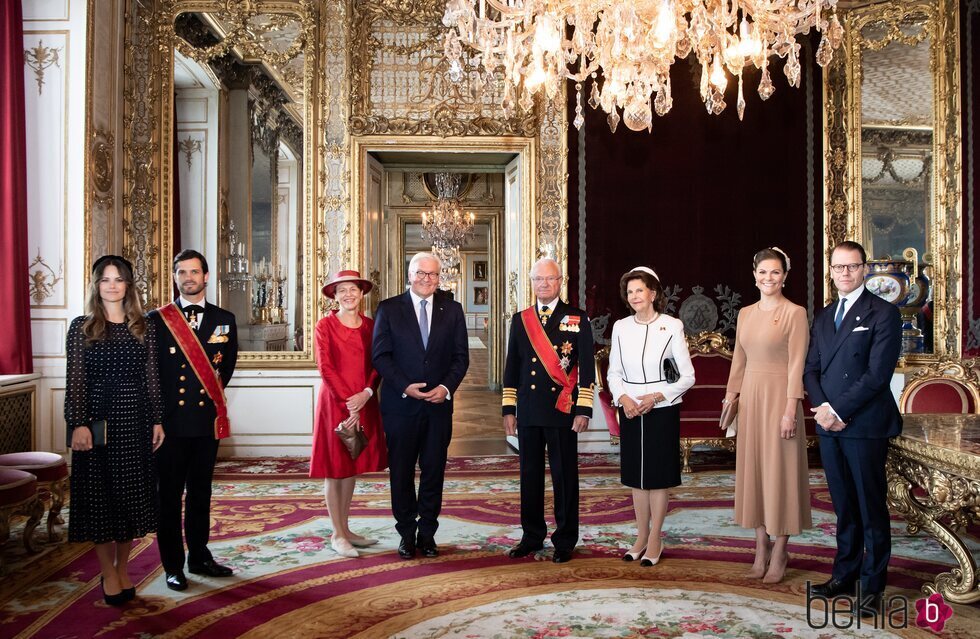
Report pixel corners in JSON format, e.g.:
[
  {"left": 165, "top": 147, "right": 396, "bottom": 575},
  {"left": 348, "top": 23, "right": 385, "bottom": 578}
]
[{"left": 309, "top": 312, "right": 387, "bottom": 479}]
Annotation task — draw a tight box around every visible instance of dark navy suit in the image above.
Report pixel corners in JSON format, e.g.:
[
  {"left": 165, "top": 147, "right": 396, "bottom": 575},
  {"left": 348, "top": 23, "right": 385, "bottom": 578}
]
[
  {"left": 372, "top": 290, "right": 469, "bottom": 542},
  {"left": 803, "top": 288, "right": 901, "bottom": 595}
]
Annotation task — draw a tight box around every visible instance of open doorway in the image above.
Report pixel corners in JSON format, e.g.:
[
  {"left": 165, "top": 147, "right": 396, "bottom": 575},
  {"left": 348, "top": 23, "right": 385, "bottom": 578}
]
[{"left": 352, "top": 138, "right": 535, "bottom": 454}]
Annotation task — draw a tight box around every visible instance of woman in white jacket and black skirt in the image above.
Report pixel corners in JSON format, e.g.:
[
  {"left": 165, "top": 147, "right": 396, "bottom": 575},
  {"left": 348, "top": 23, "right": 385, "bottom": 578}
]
[{"left": 606, "top": 267, "right": 695, "bottom": 566}]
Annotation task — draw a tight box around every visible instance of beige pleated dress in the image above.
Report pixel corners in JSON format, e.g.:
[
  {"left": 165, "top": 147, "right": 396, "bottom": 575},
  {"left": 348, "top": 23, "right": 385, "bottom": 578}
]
[{"left": 726, "top": 301, "right": 813, "bottom": 536}]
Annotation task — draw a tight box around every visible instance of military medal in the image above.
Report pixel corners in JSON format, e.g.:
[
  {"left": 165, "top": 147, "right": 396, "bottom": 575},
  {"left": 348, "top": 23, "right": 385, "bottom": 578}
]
[
  {"left": 212, "top": 352, "right": 223, "bottom": 366},
  {"left": 188, "top": 310, "right": 199, "bottom": 330},
  {"left": 561, "top": 341, "right": 573, "bottom": 355},
  {"left": 559, "top": 355, "right": 571, "bottom": 370},
  {"left": 561, "top": 315, "right": 581, "bottom": 333}
]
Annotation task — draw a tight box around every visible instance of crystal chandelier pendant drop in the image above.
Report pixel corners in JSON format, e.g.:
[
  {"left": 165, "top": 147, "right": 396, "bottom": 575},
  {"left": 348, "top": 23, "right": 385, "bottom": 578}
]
[
  {"left": 443, "top": 0, "right": 844, "bottom": 133},
  {"left": 421, "top": 173, "right": 476, "bottom": 291}
]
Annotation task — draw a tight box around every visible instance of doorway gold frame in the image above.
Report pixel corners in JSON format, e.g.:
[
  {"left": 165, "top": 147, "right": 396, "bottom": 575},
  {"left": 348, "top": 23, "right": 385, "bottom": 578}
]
[{"left": 351, "top": 135, "right": 539, "bottom": 390}]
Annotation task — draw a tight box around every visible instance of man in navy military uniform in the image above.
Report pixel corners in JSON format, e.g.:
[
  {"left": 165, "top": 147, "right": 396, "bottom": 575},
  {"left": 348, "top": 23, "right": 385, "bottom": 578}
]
[
  {"left": 150, "top": 249, "right": 238, "bottom": 591},
  {"left": 502, "top": 258, "right": 594, "bottom": 563}
]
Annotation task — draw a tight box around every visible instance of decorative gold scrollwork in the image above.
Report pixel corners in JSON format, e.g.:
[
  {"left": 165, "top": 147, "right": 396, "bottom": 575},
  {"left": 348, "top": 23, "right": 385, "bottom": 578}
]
[
  {"left": 23, "top": 40, "right": 61, "bottom": 95},
  {"left": 886, "top": 447, "right": 980, "bottom": 603},
  {"left": 27, "top": 250, "right": 63, "bottom": 305}
]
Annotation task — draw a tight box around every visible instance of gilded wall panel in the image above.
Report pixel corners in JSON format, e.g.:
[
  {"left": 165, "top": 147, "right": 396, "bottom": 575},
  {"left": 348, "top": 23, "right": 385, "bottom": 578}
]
[{"left": 347, "top": 0, "right": 535, "bottom": 137}]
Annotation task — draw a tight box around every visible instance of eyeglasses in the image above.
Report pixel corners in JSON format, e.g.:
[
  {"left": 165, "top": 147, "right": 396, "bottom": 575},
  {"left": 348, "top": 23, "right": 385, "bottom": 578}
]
[
  {"left": 414, "top": 270, "right": 440, "bottom": 280},
  {"left": 530, "top": 276, "right": 562, "bottom": 284},
  {"left": 830, "top": 263, "right": 865, "bottom": 274}
]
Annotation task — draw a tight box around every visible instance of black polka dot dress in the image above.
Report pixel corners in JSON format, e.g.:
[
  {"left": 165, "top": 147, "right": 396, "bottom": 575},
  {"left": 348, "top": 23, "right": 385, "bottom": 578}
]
[{"left": 65, "top": 316, "right": 163, "bottom": 544}]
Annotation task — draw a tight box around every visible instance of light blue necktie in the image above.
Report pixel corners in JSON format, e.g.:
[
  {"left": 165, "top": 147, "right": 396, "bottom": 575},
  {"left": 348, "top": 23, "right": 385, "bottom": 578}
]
[
  {"left": 834, "top": 297, "right": 847, "bottom": 332},
  {"left": 419, "top": 299, "right": 429, "bottom": 348}
]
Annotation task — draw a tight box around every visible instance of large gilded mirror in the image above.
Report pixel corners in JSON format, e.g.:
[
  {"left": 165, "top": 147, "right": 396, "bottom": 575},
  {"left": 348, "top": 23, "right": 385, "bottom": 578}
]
[
  {"left": 827, "top": 0, "right": 961, "bottom": 362},
  {"left": 160, "top": 2, "right": 316, "bottom": 363}
]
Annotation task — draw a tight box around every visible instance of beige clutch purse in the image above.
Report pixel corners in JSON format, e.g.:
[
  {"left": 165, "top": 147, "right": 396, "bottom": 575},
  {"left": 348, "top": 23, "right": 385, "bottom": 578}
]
[{"left": 720, "top": 398, "right": 738, "bottom": 438}]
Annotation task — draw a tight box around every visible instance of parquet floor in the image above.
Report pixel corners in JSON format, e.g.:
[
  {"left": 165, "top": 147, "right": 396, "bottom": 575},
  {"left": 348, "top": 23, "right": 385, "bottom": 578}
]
[{"left": 448, "top": 331, "right": 513, "bottom": 457}]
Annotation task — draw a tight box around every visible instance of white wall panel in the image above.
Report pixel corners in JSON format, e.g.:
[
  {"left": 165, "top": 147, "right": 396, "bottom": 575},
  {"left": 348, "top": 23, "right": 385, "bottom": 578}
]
[
  {"left": 30, "top": 319, "right": 67, "bottom": 357},
  {"left": 225, "top": 385, "right": 315, "bottom": 436},
  {"left": 24, "top": 31, "right": 68, "bottom": 308},
  {"left": 22, "top": 0, "right": 69, "bottom": 21}
]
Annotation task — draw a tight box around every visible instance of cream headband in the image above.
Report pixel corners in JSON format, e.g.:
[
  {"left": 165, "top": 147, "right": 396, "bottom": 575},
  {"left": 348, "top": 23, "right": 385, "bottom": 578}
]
[
  {"left": 769, "top": 246, "right": 791, "bottom": 270},
  {"left": 630, "top": 266, "right": 660, "bottom": 281}
]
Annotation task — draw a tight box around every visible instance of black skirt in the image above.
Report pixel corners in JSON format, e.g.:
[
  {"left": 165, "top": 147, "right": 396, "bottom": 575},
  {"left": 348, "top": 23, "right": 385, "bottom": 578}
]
[{"left": 619, "top": 404, "right": 681, "bottom": 490}]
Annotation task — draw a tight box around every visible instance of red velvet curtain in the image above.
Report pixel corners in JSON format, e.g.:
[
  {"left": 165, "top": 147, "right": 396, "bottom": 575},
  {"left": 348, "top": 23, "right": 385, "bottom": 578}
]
[
  {"left": 0, "top": 0, "right": 33, "bottom": 374},
  {"left": 568, "top": 49, "right": 823, "bottom": 341}
]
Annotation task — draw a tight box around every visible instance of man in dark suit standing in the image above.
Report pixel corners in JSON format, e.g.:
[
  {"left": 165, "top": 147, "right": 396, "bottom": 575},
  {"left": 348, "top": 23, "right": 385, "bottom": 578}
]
[
  {"left": 803, "top": 240, "right": 902, "bottom": 613},
  {"left": 150, "top": 249, "right": 238, "bottom": 591},
  {"left": 372, "top": 252, "right": 469, "bottom": 559},
  {"left": 502, "top": 258, "right": 594, "bottom": 563}
]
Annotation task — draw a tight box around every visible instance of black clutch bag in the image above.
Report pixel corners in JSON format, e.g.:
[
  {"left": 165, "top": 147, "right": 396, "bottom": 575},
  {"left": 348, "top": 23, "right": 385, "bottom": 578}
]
[{"left": 663, "top": 358, "right": 680, "bottom": 384}]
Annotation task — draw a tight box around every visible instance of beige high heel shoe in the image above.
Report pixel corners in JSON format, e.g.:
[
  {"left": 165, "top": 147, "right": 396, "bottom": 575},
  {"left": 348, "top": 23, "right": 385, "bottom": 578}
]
[{"left": 331, "top": 537, "right": 360, "bottom": 558}]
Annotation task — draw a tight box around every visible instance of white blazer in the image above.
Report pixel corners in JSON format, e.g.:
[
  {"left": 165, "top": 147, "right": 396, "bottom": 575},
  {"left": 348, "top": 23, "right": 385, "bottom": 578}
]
[{"left": 606, "top": 314, "right": 695, "bottom": 407}]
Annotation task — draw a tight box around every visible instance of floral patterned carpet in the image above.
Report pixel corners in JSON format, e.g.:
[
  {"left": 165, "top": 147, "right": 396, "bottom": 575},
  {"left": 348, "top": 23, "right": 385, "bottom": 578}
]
[{"left": 1, "top": 453, "right": 978, "bottom": 638}]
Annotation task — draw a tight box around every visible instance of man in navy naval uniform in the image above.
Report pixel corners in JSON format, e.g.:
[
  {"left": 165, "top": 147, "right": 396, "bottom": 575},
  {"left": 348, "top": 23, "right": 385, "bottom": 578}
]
[
  {"left": 803, "top": 240, "right": 902, "bottom": 615},
  {"left": 372, "top": 252, "right": 469, "bottom": 559},
  {"left": 150, "top": 249, "right": 238, "bottom": 591},
  {"left": 502, "top": 257, "right": 595, "bottom": 563}
]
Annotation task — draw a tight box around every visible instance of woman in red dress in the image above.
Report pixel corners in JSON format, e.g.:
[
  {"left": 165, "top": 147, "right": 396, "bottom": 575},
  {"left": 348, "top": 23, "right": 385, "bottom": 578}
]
[{"left": 310, "top": 270, "right": 387, "bottom": 558}]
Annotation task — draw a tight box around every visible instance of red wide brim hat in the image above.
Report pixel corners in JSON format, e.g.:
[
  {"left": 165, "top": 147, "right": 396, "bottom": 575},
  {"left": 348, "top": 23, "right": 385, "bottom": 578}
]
[{"left": 322, "top": 270, "right": 373, "bottom": 299}]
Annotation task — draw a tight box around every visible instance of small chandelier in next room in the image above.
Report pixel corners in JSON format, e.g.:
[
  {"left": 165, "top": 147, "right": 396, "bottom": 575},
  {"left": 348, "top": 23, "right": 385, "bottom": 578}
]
[
  {"left": 421, "top": 173, "right": 475, "bottom": 283},
  {"left": 443, "top": 0, "right": 844, "bottom": 133}
]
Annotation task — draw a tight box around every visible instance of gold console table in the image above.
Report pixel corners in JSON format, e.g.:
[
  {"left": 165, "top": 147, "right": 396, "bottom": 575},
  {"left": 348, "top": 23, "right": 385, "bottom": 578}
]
[{"left": 886, "top": 413, "right": 980, "bottom": 604}]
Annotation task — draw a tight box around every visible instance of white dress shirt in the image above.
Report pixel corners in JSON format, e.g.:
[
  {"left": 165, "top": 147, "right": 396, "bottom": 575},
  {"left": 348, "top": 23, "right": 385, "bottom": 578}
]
[
  {"left": 179, "top": 296, "right": 205, "bottom": 326},
  {"left": 404, "top": 289, "right": 450, "bottom": 400}
]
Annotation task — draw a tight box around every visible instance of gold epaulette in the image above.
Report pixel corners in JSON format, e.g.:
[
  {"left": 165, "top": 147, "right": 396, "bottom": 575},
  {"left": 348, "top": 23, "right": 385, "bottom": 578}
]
[
  {"left": 502, "top": 387, "right": 517, "bottom": 407},
  {"left": 576, "top": 385, "right": 594, "bottom": 408}
]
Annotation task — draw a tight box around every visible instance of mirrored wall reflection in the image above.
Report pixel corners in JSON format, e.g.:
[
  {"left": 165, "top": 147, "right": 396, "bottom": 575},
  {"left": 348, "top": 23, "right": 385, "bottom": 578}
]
[
  {"left": 173, "top": 11, "right": 305, "bottom": 352},
  {"left": 856, "top": 9, "right": 935, "bottom": 354}
]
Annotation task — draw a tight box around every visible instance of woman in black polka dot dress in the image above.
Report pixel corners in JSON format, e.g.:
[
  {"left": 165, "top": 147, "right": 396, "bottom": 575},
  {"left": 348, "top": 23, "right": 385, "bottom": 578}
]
[{"left": 65, "top": 255, "right": 164, "bottom": 606}]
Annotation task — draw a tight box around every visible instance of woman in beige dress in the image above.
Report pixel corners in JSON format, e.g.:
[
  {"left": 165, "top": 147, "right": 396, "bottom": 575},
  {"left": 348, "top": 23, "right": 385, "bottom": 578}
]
[{"left": 724, "top": 247, "right": 812, "bottom": 584}]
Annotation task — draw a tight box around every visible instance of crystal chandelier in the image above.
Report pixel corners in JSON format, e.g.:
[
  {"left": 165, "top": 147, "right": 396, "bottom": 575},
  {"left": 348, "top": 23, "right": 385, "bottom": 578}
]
[
  {"left": 443, "top": 0, "right": 844, "bottom": 133},
  {"left": 421, "top": 173, "right": 475, "bottom": 290}
]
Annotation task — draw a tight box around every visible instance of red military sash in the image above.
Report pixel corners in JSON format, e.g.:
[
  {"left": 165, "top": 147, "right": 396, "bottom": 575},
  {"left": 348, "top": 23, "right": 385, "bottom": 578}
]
[
  {"left": 520, "top": 307, "right": 578, "bottom": 414},
  {"left": 159, "top": 302, "right": 231, "bottom": 439}
]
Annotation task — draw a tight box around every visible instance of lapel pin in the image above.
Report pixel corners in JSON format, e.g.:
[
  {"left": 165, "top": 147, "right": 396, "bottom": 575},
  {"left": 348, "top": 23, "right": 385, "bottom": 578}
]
[{"left": 855, "top": 316, "right": 860, "bottom": 322}]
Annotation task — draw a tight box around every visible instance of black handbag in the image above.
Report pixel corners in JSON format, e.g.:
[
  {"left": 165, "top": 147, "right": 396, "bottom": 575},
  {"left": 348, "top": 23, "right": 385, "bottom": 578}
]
[{"left": 663, "top": 358, "right": 680, "bottom": 384}]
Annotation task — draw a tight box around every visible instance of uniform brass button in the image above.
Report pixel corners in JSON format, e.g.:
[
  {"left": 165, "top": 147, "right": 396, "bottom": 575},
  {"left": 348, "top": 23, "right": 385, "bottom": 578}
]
[
  {"left": 531, "top": 384, "right": 536, "bottom": 390},
  {"left": 199, "top": 389, "right": 205, "bottom": 395},
  {"left": 179, "top": 375, "right": 186, "bottom": 381},
  {"left": 179, "top": 388, "right": 185, "bottom": 394},
  {"left": 181, "top": 364, "right": 187, "bottom": 369},
  {"left": 198, "top": 401, "right": 205, "bottom": 407},
  {"left": 552, "top": 387, "right": 557, "bottom": 392},
  {"left": 532, "top": 357, "right": 537, "bottom": 363},
  {"left": 178, "top": 400, "right": 185, "bottom": 406},
  {"left": 531, "top": 371, "right": 536, "bottom": 376}
]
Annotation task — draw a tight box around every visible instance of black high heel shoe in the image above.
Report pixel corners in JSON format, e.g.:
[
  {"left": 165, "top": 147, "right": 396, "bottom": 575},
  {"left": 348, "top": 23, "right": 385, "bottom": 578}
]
[
  {"left": 100, "top": 576, "right": 128, "bottom": 607},
  {"left": 121, "top": 587, "right": 136, "bottom": 602}
]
